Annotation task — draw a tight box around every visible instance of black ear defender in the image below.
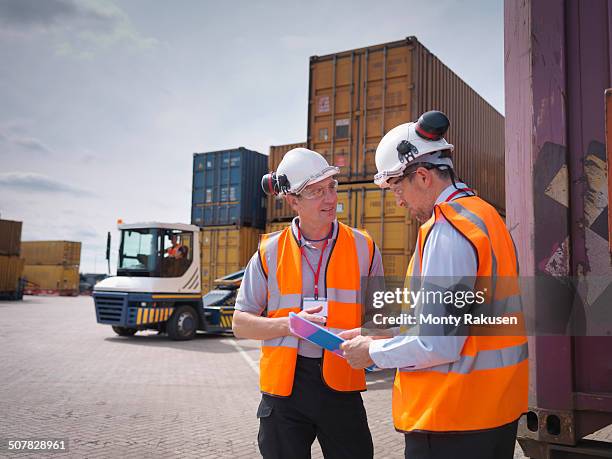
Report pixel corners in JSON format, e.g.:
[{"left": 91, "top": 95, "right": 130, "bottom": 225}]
[
  {"left": 415, "top": 110, "right": 450, "bottom": 141},
  {"left": 261, "top": 172, "right": 291, "bottom": 196}
]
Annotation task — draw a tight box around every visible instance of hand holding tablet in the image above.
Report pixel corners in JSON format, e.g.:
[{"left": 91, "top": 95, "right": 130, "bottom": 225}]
[{"left": 288, "top": 312, "right": 378, "bottom": 371}]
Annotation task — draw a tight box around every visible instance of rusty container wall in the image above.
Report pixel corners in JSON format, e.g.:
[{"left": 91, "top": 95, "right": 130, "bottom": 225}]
[
  {"left": 0, "top": 219, "right": 22, "bottom": 256},
  {"left": 308, "top": 36, "right": 505, "bottom": 212},
  {"left": 505, "top": 0, "right": 612, "bottom": 454},
  {"left": 22, "top": 265, "right": 79, "bottom": 295},
  {"left": 607, "top": 89, "right": 612, "bottom": 253},
  {"left": 0, "top": 256, "right": 24, "bottom": 294},
  {"left": 21, "top": 241, "right": 81, "bottom": 266},
  {"left": 337, "top": 183, "right": 418, "bottom": 279},
  {"left": 267, "top": 142, "right": 306, "bottom": 222},
  {"left": 199, "top": 226, "right": 261, "bottom": 294}
]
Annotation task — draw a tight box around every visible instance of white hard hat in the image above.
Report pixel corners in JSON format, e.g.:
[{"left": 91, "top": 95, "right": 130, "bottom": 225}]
[
  {"left": 374, "top": 111, "right": 454, "bottom": 188},
  {"left": 262, "top": 148, "right": 339, "bottom": 195}
]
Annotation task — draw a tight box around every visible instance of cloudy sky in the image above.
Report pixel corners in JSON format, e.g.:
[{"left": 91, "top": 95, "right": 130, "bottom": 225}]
[{"left": 0, "top": 0, "right": 503, "bottom": 274}]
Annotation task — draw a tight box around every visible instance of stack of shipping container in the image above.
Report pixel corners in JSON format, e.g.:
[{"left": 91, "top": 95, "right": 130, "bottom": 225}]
[
  {"left": 21, "top": 241, "right": 81, "bottom": 296},
  {"left": 192, "top": 36, "right": 506, "bottom": 292},
  {"left": 191, "top": 147, "right": 267, "bottom": 292},
  {"left": 304, "top": 36, "right": 505, "bottom": 278},
  {"left": 0, "top": 219, "right": 25, "bottom": 300}
]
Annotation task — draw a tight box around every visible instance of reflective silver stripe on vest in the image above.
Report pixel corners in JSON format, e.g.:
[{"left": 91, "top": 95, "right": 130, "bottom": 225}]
[
  {"left": 399, "top": 201, "right": 526, "bottom": 373},
  {"left": 262, "top": 225, "right": 371, "bottom": 348},
  {"left": 445, "top": 201, "right": 524, "bottom": 317},
  {"left": 351, "top": 228, "right": 372, "bottom": 278},
  {"left": 446, "top": 201, "right": 489, "bottom": 237},
  {"left": 327, "top": 227, "right": 372, "bottom": 305},
  {"left": 272, "top": 293, "right": 302, "bottom": 314},
  {"left": 446, "top": 201, "right": 499, "bottom": 277},
  {"left": 413, "top": 341, "right": 528, "bottom": 375},
  {"left": 260, "top": 231, "right": 284, "bottom": 313},
  {"left": 260, "top": 231, "right": 300, "bottom": 349},
  {"left": 488, "top": 293, "right": 523, "bottom": 316},
  {"left": 327, "top": 287, "right": 358, "bottom": 304}
]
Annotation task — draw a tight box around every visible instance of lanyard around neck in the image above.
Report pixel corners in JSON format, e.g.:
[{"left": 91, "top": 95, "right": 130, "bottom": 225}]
[
  {"left": 445, "top": 187, "right": 475, "bottom": 202},
  {"left": 296, "top": 225, "right": 330, "bottom": 300}
]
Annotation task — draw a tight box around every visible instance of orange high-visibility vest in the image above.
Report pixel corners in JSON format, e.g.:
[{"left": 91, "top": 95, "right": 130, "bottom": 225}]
[
  {"left": 258, "top": 222, "right": 374, "bottom": 397},
  {"left": 394, "top": 195, "right": 528, "bottom": 432}
]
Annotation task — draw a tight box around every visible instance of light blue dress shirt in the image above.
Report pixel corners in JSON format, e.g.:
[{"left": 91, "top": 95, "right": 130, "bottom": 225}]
[{"left": 369, "top": 183, "right": 478, "bottom": 370}]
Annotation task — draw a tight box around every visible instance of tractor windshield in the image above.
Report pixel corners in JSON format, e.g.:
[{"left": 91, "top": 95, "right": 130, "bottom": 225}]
[{"left": 117, "top": 228, "right": 162, "bottom": 277}]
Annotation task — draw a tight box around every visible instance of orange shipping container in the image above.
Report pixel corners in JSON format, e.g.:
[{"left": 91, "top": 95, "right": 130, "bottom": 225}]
[
  {"left": 199, "top": 226, "right": 261, "bottom": 293},
  {"left": 21, "top": 241, "right": 81, "bottom": 266},
  {"left": 0, "top": 255, "right": 24, "bottom": 294},
  {"left": 22, "top": 265, "right": 79, "bottom": 295},
  {"left": 267, "top": 142, "right": 307, "bottom": 222},
  {"left": 308, "top": 36, "right": 505, "bottom": 213}
]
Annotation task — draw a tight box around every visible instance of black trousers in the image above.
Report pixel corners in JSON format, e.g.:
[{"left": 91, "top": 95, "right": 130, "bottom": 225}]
[
  {"left": 404, "top": 419, "right": 519, "bottom": 459},
  {"left": 257, "top": 355, "right": 373, "bottom": 459}
]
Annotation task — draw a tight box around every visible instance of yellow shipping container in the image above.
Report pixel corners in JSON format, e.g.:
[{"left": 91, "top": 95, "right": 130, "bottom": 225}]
[
  {"left": 336, "top": 182, "right": 418, "bottom": 278},
  {"left": 267, "top": 142, "right": 306, "bottom": 222},
  {"left": 21, "top": 241, "right": 81, "bottom": 266},
  {"left": 265, "top": 221, "right": 292, "bottom": 234},
  {"left": 0, "top": 255, "right": 24, "bottom": 294},
  {"left": 199, "top": 226, "right": 261, "bottom": 293},
  {"left": 22, "top": 265, "right": 79, "bottom": 295}
]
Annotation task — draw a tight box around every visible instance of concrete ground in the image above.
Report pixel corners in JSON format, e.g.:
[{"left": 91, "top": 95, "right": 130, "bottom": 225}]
[{"left": 0, "top": 296, "right": 610, "bottom": 458}]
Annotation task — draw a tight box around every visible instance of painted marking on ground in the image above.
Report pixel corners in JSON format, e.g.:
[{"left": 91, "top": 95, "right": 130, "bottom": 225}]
[{"left": 221, "top": 338, "right": 260, "bottom": 375}]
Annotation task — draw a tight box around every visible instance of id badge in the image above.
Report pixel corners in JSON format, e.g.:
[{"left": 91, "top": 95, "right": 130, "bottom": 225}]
[{"left": 303, "top": 297, "right": 328, "bottom": 321}]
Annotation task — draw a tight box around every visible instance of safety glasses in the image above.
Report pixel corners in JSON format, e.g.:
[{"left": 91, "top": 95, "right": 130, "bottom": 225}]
[{"left": 299, "top": 179, "right": 339, "bottom": 200}]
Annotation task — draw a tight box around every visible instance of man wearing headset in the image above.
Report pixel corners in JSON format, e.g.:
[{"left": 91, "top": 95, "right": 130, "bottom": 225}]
[
  {"left": 233, "top": 147, "right": 383, "bottom": 459},
  {"left": 341, "top": 112, "right": 527, "bottom": 459}
]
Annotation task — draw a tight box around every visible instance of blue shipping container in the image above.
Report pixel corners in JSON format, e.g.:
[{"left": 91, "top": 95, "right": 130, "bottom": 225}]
[{"left": 192, "top": 147, "right": 267, "bottom": 228}]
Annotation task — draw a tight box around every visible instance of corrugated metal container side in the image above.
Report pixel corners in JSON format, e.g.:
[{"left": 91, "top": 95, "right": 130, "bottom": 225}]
[
  {"left": 192, "top": 147, "right": 267, "bottom": 228},
  {"left": 336, "top": 182, "right": 418, "bottom": 278},
  {"left": 199, "top": 226, "right": 261, "bottom": 293},
  {"left": 265, "top": 221, "right": 292, "bottom": 234},
  {"left": 22, "top": 265, "right": 79, "bottom": 294},
  {"left": 308, "top": 36, "right": 505, "bottom": 212},
  {"left": 412, "top": 38, "right": 505, "bottom": 214},
  {"left": 0, "top": 255, "right": 24, "bottom": 293},
  {"left": 21, "top": 241, "right": 81, "bottom": 266},
  {"left": 0, "top": 219, "right": 22, "bottom": 256},
  {"left": 268, "top": 142, "right": 308, "bottom": 172},
  {"left": 267, "top": 142, "right": 307, "bottom": 222},
  {"left": 267, "top": 195, "right": 296, "bottom": 223},
  {"left": 506, "top": 0, "right": 612, "bottom": 453}
]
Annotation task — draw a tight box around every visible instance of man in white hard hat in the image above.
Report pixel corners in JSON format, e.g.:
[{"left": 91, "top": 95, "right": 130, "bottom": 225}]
[
  {"left": 341, "top": 112, "right": 527, "bottom": 459},
  {"left": 233, "top": 147, "right": 383, "bottom": 459}
]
